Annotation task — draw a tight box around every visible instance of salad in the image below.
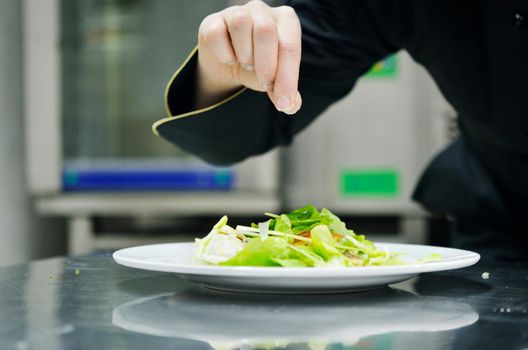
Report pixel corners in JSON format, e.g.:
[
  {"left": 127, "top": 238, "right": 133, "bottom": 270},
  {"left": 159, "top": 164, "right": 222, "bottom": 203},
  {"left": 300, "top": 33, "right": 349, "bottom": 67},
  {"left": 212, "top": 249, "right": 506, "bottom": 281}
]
[{"left": 193, "top": 205, "right": 437, "bottom": 267}]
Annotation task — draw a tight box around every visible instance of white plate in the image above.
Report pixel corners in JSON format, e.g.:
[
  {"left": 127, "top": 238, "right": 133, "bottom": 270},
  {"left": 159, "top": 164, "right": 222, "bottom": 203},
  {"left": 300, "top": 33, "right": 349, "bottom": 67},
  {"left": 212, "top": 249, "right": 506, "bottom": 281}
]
[{"left": 113, "top": 242, "right": 480, "bottom": 294}]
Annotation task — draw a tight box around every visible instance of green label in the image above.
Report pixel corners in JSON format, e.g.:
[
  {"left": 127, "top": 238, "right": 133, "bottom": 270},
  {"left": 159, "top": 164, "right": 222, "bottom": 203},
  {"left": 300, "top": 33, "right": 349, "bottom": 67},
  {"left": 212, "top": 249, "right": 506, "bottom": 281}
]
[
  {"left": 364, "top": 55, "right": 397, "bottom": 79},
  {"left": 341, "top": 169, "right": 399, "bottom": 197}
]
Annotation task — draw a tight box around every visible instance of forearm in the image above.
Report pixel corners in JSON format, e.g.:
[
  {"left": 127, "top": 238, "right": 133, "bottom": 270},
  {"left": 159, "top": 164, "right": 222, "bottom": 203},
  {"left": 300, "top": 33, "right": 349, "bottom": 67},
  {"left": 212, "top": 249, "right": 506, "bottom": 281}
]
[
  {"left": 155, "top": 0, "right": 403, "bottom": 166},
  {"left": 157, "top": 61, "right": 340, "bottom": 166}
]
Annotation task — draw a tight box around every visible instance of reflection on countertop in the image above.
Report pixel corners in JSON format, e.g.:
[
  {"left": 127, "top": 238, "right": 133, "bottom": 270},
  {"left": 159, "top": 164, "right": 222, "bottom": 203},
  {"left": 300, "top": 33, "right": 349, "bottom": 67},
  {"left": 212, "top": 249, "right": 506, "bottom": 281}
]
[{"left": 113, "top": 286, "right": 478, "bottom": 350}]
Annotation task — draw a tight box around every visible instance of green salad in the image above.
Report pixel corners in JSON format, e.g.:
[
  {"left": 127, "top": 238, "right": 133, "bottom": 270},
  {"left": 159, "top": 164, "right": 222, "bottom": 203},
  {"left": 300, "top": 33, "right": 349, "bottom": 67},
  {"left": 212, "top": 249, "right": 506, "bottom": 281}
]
[{"left": 192, "top": 205, "right": 433, "bottom": 268}]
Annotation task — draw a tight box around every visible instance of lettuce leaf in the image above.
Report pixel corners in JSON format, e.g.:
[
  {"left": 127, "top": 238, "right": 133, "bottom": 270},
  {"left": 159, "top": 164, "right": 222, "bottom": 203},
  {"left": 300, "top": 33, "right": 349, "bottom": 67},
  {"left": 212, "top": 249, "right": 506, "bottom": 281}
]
[
  {"left": 193, "top": 216, "right": 244, "bottom": 264},
  {"left": 220, "top": 237, "right": 297, "bottom": 267},
  {"left": 310, "top": 225, "right": 350, "bottom": 266},
  {"left": 194, "top": 206, "right": 435, "bottom": 268},
  {"left": 319, "top": 208, "right": 348, "bottom": 235},
  {"left": 193, "top": 216, "right": 228, "bottom": 261},
  {"left": 287, "top": 245, "right": 326, "bottom": 267}
]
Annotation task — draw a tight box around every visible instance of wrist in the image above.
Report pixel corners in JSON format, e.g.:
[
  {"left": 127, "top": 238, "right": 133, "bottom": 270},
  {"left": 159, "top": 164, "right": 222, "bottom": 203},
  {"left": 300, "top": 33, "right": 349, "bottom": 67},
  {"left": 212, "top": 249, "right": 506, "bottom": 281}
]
[{"left": 195, "top": 52, "right": 242, "bottom": 109}]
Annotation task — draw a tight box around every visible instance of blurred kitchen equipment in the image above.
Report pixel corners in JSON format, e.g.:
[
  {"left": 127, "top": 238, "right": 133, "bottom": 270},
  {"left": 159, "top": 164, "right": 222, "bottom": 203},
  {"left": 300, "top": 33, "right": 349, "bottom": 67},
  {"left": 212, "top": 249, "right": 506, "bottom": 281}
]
[{"left": 23, "top": 0, "right": 454, "bottom": 254}]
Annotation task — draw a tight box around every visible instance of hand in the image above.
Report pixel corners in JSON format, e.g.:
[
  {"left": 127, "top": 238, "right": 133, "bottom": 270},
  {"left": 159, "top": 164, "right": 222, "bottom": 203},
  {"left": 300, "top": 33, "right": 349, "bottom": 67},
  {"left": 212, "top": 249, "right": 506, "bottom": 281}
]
[{"left": 196, "top": 0, "right": 302, "bottom": 114}]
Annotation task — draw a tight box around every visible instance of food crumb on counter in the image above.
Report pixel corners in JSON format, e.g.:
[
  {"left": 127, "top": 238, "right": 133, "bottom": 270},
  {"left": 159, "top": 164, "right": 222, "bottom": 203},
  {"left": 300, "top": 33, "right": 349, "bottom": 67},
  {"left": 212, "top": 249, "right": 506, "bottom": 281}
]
[
  {"left": 481, "top": 272, "right": 490, "bottom": 279},
  {"left": 74, "top": 269, "right": 80, "bottom": 276},
  {"left": 48, "top": 275, "right": 53, "bottom": 280}
]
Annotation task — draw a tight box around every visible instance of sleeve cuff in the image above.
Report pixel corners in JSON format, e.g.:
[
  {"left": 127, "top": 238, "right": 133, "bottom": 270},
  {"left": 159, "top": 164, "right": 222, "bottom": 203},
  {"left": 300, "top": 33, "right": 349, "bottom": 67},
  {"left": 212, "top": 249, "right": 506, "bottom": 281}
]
[{"left": 152, "top": 46, "right": 246, "bottom": 136}]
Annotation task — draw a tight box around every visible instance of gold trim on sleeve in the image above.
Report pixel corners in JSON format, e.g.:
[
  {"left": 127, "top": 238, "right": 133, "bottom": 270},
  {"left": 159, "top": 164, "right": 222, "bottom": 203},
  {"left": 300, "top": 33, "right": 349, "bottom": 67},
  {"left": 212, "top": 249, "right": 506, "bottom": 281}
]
[
  {"left": 163, "top": 45, "right": 198, "bottom": 117},
  {"left": 152, "top": 45, "right": 247, "bottom": 136}
]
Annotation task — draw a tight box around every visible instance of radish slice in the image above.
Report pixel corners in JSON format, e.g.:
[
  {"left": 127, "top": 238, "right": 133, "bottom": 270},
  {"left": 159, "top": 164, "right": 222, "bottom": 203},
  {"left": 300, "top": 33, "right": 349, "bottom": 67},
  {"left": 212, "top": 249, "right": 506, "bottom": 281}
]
[{"left": 258, "top": 221, "right": 269, "bottom": 241}]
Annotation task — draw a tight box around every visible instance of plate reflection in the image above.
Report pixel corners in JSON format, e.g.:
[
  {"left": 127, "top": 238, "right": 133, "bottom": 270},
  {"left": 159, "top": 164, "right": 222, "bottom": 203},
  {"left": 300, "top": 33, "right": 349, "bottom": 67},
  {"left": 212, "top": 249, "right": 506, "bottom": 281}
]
[{"left": 112, "top": 287, "right": 478, "bottom": 350}]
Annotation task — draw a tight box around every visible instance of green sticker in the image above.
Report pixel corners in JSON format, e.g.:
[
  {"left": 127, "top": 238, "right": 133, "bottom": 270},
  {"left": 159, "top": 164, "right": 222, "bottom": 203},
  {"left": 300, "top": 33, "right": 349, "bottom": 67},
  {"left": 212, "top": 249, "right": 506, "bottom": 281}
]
[
  {"left": 341, "top": 169, "right": 399, "bottom": 197},
  {"left": 364, "top": 55, "right": 397, "bottom": 79}
]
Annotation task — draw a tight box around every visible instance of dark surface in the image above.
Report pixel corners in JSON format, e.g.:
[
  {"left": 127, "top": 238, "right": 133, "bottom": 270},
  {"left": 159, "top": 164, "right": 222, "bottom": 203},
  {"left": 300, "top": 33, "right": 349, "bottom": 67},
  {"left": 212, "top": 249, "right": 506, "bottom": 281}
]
[{"left": 0, "top": 253, "right": 527, "bottom": 350}]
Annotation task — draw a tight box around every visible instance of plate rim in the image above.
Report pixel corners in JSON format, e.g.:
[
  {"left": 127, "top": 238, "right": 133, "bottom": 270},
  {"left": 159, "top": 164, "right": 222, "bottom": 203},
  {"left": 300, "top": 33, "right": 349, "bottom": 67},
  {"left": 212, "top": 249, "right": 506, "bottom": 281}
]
[{"left": 113, "top": 242, "right": 480, "bottom": 277}]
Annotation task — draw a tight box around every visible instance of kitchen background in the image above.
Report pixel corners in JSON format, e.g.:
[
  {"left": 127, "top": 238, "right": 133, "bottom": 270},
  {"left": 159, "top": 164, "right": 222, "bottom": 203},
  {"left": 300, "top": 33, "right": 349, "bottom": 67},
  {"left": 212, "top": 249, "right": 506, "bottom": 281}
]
[{"left": 0, "top": 0, "right": 457, "bottom": 266}]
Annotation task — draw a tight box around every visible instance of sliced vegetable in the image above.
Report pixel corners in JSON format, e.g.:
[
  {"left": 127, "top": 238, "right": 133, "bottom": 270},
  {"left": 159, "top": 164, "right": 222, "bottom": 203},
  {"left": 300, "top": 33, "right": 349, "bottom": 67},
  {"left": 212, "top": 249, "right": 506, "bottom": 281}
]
[
  {"left": 192, "top": 206, "right": 441, "bottom": 267},
  {"left": 220, "top": 237, "right": 296, "bottom": 267}
]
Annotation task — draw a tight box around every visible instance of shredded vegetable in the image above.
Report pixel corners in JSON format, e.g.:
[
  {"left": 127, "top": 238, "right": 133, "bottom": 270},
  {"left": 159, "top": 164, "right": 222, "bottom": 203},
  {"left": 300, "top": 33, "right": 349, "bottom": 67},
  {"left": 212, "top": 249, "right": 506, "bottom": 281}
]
[{"left": 192, "top": 205, "right": 439, "bottom": 267}]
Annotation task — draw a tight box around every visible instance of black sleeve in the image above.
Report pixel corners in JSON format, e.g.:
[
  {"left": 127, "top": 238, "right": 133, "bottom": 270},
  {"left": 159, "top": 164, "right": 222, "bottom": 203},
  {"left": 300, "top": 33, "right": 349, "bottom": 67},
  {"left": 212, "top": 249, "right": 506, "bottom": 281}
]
[{"left": 153, "top": 0, "right": 413, "bottom": 166}]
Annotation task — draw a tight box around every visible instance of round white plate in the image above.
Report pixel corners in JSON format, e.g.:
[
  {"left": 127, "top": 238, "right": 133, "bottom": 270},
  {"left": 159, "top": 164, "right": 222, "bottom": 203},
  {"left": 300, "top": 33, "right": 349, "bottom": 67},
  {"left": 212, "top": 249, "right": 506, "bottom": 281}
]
[{"left": 113, "top": 242, "right": 480, "bottom": 294}]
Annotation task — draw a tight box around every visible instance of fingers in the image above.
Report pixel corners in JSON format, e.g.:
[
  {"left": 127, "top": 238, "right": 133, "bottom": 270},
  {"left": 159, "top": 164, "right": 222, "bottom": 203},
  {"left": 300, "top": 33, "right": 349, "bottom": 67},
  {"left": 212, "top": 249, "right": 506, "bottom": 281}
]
[
  {"left": 252, "top": 12, "right": 278, "bottom": 92},
  {"left": 272, "top": 6, "right": 302, "bottom": 114},
  {"left": 199, "top": 14, "right": 236, "bottom": 65},
  {"left": 223, "top": 7, "right": 254, "bottom": 70},
  {"left": 198, "top": 2, "right": 302, "bottom": 114}
]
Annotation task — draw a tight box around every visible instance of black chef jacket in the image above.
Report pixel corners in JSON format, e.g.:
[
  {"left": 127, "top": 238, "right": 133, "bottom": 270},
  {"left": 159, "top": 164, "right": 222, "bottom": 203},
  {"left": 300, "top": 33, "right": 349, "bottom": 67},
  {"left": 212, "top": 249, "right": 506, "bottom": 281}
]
[{"left": 154, "top": 1, "right": 528, "bottom": 253}]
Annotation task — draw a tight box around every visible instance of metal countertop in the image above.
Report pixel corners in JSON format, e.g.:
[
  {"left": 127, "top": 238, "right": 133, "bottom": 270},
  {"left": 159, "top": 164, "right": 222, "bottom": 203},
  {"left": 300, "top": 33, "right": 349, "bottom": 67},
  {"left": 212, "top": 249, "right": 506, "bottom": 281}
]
[{"left": 1, "top": 253, "right": 527, "bottom": 350}]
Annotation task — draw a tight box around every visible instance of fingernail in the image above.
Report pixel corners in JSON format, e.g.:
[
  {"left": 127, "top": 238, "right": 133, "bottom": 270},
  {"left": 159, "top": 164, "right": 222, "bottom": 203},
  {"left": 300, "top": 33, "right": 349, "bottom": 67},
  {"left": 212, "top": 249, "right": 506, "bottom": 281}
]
[
  {"left": 260, "top": 81, "right": 272, "bottom": 91},
  {"left": 295, "top": 91, "right": 302, "bottom": 109},
  {"left": 241, "top": 64, "right": 254, "bottom": 71},
  {"left": 276, "top": 95, "right": 292, "bottom": 112},
  {"left": 281, "top": 92, "right": 301, "bottom": 115},
  {"left": 224, "top": 59, "right": 236, "bottom": 66}
]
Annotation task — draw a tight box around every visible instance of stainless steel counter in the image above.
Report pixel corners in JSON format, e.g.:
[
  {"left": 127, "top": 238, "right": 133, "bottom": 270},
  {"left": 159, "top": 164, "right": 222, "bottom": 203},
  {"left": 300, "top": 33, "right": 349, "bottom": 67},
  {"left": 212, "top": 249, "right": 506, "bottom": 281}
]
[{"left": 1, "top": 253, "right": 527, "bottom": 349}]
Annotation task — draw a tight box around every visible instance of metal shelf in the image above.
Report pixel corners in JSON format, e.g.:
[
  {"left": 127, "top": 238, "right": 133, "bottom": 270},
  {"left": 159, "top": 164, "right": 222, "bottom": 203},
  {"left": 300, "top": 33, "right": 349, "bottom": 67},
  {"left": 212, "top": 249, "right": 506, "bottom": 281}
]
[{"left": 36, "top": 191, "right": 279, "bottom": 217}]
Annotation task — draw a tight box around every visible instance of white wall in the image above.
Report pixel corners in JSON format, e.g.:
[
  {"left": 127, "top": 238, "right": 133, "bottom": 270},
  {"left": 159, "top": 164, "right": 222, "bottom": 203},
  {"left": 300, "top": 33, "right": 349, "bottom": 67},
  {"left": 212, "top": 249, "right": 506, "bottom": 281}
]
[{"left": 0, "top": 0, "right": 65, "bottom": 266}]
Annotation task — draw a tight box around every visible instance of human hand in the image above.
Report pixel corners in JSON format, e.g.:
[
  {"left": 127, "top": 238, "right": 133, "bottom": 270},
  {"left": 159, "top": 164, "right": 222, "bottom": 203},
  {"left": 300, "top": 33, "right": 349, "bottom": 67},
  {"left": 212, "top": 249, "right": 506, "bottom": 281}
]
[{"left": 197, "top": 0, "right": 302, "bottom": 114}]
